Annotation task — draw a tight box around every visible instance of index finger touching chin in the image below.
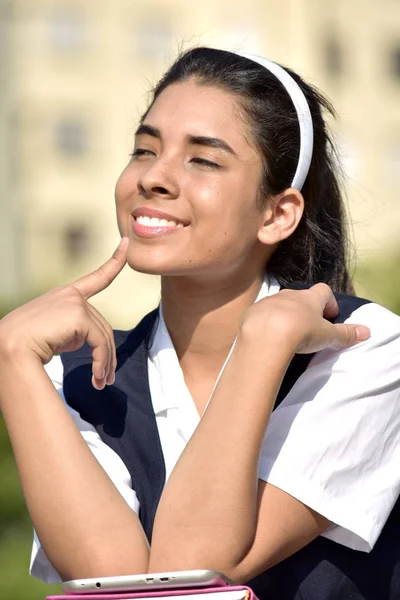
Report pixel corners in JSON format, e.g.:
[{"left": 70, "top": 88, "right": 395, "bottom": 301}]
[{"left": 72, "top": 237, "right": 129, "bottom": 299}]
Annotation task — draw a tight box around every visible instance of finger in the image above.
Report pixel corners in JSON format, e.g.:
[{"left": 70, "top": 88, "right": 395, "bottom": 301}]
[
  {"left": 85, "top": 326, "right": 110, "bottom": 390},
  {"left": 309, "top": 283, "right": 339, "bottom": 320},
  {"left": 72, "top": 237, "right": 129, "bottom": 300},
  {"left": 87, "top": 306, "right": 112, "bottom": 385},
  {"left": 87, "top": 304, "right": 116, "bottom": 385},
  {"left": 89, "top": 305, "right": 116, "bottom": 384},
  {"left": 329, "top": 323, "right": 370, "bottom": 349}
]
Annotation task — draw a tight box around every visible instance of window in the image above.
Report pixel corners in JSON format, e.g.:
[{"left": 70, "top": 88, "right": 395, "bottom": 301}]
[
  {"left": 63, "top": 223, "right": 91, "bottom": 262},
  {"left": 55, "top": 118, "right": 88, "bottom": 156},
  {"left": 324, "top": 33, "right": 342, "bottom": 78},
  {"left": 49, "top": 6, "right": 85, "bottom": 53},
  {"left": 390, "top": 46, "right": 400, "bottom": 80}
]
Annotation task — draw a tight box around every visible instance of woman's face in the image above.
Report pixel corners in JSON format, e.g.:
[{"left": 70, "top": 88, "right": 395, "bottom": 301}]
[{"left": 115, "top": 79, "right": 271, "bottom": 279}]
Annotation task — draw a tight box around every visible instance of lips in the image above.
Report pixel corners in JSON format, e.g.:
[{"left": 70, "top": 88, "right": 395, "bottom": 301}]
[{"left": 131, "top": 207, "right": 189, "bottom": 239}]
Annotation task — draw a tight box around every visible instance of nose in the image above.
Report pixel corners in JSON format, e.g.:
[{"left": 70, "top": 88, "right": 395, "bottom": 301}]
[{"left": 137, "top": 158, "right": 179, "bottom": 200}]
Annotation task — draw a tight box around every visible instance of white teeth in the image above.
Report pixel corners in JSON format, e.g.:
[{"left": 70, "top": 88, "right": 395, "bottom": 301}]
[
  {"left": 136, "top": 215, "right": 183, "bottom": 228},
  {"left": 137, "top": 215, "right": 152, "bottom": 225}
]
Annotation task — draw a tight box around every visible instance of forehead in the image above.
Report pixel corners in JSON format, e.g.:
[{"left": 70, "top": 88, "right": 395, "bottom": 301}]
[{"left": 143, "top": 80, "right": 254, "bottom": 148}]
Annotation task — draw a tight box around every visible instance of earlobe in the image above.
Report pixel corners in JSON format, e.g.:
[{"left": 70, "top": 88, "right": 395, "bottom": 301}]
[{"left": 257, "top": 188, "right": 304, "bottom": 246}]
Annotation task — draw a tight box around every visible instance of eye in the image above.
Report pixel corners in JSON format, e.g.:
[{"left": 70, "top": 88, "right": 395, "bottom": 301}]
[
  {"left": 191, "top": 157, "right": 221, "bottom": 170},
  {"left": 130, "top": 148, "right": 155, "bottom": 159}
]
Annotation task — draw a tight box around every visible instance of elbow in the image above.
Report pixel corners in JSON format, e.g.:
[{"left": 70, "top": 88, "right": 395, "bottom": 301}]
[
  {"left": 57, "top": 548, "right": 150, "bottom": 582},
  {"left": 149, "top": 529, "right": 262, "bottom": 583},
  {"left": 148, "top": 553, "right": 247, "bottom": 585},
  {"left": 60, "top": 562, "right": 150, "bottom": 583},
  {"left": 149, "top": 549, "right": 271, "bottom": 586}
]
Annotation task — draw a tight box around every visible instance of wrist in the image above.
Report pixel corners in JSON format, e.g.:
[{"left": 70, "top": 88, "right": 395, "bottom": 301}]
[
  {"left": 0, "top": 335, "right": 42, "bottom": 365},
  {"left": 0, "top": 342, "right": 45, "bottom": 386},
  {"left": 233, "top": 328, "right": 295, "bottom": 387},
  {"left": 0, "top": 351, "right": 49, "bottom": 415},
  {"left": 238, "top": 317, "right": 298, "bottom": 360}
]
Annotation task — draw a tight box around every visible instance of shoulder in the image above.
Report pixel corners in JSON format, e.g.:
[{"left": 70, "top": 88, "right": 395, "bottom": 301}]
[
  {"left": 340, "top": 296, "right": 400, "bottom": 326},
  {"left": 333, "top": 292, "right": 372, "bottom": 323},
  {"left": 302, "top": 298, "right": 400, "bottom": 392},
  {"left": 334, "top": 299, "right": 400, "bottom": 358},
  {"left": 282, "top": 299, "right": 400, "bottom": 418},
  {"left": 276, "top": 292, "right": 399, "bottom": 404},
  {"left": 332, "top": 292, "right": 400, "bottom": 349},
  {"left": 275, "top": 294, "right": 400, "bottom": 416}
]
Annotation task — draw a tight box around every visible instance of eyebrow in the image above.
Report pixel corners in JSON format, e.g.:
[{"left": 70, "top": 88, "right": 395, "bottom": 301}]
[
  {"left": 135, "top": 124, "right": 161, "bottom": 139},
  {"left": 135, "top": 124, "right": 237, "bottom": 156},
  {"left": 188, "top": 135, "right": 236, "bottom": 156}
]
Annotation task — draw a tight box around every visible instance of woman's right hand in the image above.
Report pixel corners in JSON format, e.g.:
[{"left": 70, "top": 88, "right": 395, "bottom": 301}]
[{"left": 0, "top": 237, "right": 129, "bottom": 390}]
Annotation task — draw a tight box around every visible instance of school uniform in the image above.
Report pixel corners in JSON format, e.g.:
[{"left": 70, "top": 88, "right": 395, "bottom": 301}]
[{"left": 30, "top": 277, "right": 400, "bottom": 599}]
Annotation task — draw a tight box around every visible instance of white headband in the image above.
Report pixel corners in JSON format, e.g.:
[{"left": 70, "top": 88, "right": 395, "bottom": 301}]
[{"left": 237, "top": 52, "right": 314, "bottom": 191}]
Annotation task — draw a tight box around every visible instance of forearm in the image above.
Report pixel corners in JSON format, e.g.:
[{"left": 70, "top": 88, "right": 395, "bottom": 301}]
[
  {"left": 0, "top": 353, "right": 149, "bottom": 580},
  {"left": 149, "top": 330, "right": 294, "bottom": 575}
]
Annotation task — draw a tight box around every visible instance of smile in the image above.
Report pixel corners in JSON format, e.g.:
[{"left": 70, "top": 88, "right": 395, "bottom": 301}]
[
  {"left": 131, "top": 215, "right": 188, "bottom": 239},
  {"left": 135, "top": 215, "right": 185, "bottom": 229}
]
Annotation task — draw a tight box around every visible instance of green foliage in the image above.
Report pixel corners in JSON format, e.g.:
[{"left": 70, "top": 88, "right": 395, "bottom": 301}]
[
  {"left": 0, "top": 519, "right": 61, "bottom": 600},
  {"left": 0, "top": 419, "right": 26, "bottom": 530},
  {"left": 0, "top": 419, "right": 62, "bottom": 599},
  {"left": 354, "top": 255, "right": 400, "bottom": 315},
  {"left": 0, "top": 453, "right": 27, "bottom": 525}
]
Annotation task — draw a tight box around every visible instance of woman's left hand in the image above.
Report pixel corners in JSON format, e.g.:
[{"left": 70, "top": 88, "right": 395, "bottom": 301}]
[{"left": 240, "top": 283, "right": 370, "bottom": 354}]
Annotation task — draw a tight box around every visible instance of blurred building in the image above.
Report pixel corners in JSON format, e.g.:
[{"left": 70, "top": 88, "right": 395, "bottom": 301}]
[{"left": 0, "top": 0, "right": 399, "bottom": 325}]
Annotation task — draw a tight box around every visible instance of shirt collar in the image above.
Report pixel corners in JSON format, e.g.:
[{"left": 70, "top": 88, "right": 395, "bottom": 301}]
[{"left": 148, "top": 275, "right": 281, "bottom": 414}]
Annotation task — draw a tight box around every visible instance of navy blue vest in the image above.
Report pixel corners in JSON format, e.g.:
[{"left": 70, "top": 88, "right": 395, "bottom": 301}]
[{"left": 61, "top": 293, "right": 400, "bottom": 600}]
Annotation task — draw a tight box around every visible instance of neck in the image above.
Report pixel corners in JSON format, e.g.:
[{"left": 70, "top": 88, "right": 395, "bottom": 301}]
[{"left": 161, "top": 271, "right": 265, "bottom": 363}]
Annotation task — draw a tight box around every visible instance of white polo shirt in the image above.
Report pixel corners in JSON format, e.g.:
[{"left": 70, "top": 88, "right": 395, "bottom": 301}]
[{"left": 30, "top": 278, "right": 400, "bottom": 583}]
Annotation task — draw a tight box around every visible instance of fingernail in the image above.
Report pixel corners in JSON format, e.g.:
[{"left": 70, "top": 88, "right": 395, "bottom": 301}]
[
  {"left": 355, "top": 326, "right": 370, "bottom": 340},
  {"left": 92, "top": 375, "right": 104, "bottom": 391}
]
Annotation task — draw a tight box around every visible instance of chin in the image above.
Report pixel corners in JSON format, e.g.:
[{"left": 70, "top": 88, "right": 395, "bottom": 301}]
[
  {"left": 126, "top": 246, "right": 179, "bottom": 276},
  {"left": 128, "top": 260, "right": 165, "bottom": 275}
]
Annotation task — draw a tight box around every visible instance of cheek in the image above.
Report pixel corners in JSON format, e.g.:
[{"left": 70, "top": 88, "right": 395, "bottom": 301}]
[
  {"left": 192, "top": 193, "right": 261, "bottom": 262},
  {"left": 194, "top": 178, "right": 259, "bottom": 235},
  {"left": 114, "top": 168, "right": 135, "bottom": 230},
  {"left": 114, "top": 167, "right": 131, "bottom": 206}
]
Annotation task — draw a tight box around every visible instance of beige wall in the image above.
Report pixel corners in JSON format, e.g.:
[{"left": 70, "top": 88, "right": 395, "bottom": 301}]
[{"left": 1, "top": 0, "right": 399, "bottom": 325}]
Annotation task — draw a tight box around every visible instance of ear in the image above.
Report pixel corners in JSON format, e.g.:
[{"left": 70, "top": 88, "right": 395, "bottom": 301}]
[{"left": 257, "top": 188, "right": 304, "bottom": 246}]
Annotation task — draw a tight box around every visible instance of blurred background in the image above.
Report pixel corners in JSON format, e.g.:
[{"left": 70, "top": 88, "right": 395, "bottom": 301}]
[{"left": 0, "top": 0, "right": 399, "bottom": 598}]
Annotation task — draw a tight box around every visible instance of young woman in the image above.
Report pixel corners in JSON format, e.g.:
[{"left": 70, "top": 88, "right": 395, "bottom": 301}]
[{"left": 0, "top": 48, "right": 399, "bottom": 600}]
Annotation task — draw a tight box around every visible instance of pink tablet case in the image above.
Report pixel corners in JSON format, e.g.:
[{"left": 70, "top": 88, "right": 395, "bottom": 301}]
[{"left": 46, "top": 584, "right": 257, "bottom": 600}]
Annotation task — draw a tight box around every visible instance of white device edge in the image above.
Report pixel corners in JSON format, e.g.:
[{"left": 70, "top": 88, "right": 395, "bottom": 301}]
[{"left": 62, "top": 569, "right": 233, "bottom": 594}]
